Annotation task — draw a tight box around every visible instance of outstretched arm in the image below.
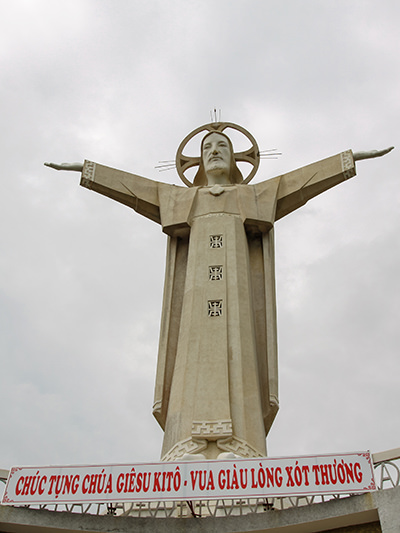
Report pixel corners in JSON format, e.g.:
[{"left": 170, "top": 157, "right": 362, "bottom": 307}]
[
  {"left": 274, "top": 150, "right": 356, "bottom": 220},
  {"left": 353, "top": 146, "right": 394, "bottom": 161},
  {"left": 274, "top": 146, "right": 394, "bottom": 220},
  {"left": 45, "top": 159, "right": 161, "bottom": 225},
  {"left": 44, "top": 162, "right": 83, "bottom": 171}
]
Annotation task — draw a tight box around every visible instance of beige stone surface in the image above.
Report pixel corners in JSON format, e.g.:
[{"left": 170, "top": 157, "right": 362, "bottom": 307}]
[
  {"left": 79, "top": 138, "right": 356, "bottom": 461},
  {"left": 4, "top": 485, "right": 400, "bottom": 532}
]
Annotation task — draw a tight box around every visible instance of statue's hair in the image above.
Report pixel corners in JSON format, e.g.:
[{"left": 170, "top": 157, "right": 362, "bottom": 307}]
[{"left": 193, "top": 131, "right": 244, "bottom": 186}]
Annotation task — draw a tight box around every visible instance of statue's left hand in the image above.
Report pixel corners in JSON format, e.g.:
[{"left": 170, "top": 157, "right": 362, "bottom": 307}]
[{"left": 353, "top": 146, "right": 394, "bottom": 161}]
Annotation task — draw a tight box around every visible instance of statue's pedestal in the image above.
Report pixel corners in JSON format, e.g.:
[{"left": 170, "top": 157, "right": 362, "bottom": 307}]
[{"left": 1, "top": 486, "right": 400, "bottom": 532}]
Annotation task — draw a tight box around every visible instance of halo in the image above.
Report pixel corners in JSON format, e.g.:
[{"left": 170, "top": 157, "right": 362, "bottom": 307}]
[{"left": 175, "top": 122, "right": 260, "bottom": 187}]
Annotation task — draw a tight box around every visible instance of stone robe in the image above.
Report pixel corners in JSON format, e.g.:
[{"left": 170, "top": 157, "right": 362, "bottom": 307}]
[{"left": 80, "top": 151, "right": 356, "bottom": 460}]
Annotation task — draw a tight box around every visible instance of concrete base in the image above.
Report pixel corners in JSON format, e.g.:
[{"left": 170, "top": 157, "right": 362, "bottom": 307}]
[{"left": 1, "top": 486, "right": 399, "bottom": 532}]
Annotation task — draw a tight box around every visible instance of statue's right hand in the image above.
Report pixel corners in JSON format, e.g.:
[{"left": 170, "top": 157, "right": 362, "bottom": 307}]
[{"left": 44, "top": 162, "right": 83, "bottom": 172}]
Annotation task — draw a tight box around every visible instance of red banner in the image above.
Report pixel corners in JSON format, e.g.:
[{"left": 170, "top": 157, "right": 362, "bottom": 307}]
[{"left": 2, "top": 452, "right": 375, "bottom": 505}]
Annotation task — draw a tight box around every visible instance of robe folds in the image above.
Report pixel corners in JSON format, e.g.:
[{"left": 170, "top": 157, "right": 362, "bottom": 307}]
[{"left": 80, "top": 150, "right": 356, "bottom": 460}]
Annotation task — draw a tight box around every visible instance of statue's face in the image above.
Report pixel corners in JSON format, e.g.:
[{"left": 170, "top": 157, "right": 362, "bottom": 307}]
[{"left": 202, "top": 133, "right": 232, "bottom": 180}]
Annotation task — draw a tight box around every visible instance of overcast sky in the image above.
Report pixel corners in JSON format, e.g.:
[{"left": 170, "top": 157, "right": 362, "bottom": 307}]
[{"left": 1, "top": 0, "right": 399, "bottom": 476}]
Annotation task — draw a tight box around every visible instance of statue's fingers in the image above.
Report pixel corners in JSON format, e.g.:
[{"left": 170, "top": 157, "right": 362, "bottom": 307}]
[{"left": 380, "top": 147, "right": 394, "bottom": 156}]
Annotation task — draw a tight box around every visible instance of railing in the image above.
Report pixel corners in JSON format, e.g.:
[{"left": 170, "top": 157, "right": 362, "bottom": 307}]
[{"left": 1, "top": 448, "right": 399, "bottom": 518}]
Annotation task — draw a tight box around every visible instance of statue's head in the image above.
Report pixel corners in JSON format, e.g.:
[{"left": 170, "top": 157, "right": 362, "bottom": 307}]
[
  {"left": 175, "top": 122, "right": 259, "bottom": 187},
  {"left": 193, "top": 131, "right": 243, "bottom": 186}
]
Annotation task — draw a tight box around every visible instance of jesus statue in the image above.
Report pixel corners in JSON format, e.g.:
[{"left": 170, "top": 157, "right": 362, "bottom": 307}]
[{"left": 45, "top": 122, "right": 393, "bottom": 461}]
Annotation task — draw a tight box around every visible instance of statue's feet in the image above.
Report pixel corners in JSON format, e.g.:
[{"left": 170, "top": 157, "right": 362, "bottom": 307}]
[
  {"left": 217, "top": 452, "right": 241, "bottom": 459},
  {"left": 180, "top": 453, "right": 206, "bottom": 461}
]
